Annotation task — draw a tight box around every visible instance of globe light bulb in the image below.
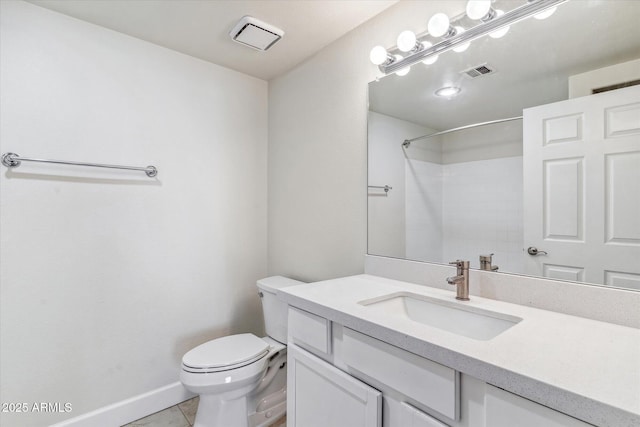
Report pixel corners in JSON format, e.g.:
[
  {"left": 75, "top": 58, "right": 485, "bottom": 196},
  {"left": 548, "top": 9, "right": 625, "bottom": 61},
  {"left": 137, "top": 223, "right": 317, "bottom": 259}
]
[
  {"left": 452, "top": 27, "right": 470, "bottom": 52},
  {"left": 489, "top": 10, "right": 510, "bottom": 38},
  {"left": 428, "top": 13, "right": 451, "bottom": 38},
  {"left": 369, "top": 45, "right": 389, "bottom": 65},
  {"left": 466, "top": 0, "right": 492, "bottom": 20},
  {"left": 394, "top": 55, "right": 410, "bottom": 76},
  {"left": 397, "top": 30, "right": 417, "bottom": 53},
  {"left": 423, "top": 55, "right": 439, "bottom": 65},
  {"left": 534, "top": 6, "right": 557, "bottom": 20},
  {"left": 421, "top": 42, "right": 438, "bottom": 65}
]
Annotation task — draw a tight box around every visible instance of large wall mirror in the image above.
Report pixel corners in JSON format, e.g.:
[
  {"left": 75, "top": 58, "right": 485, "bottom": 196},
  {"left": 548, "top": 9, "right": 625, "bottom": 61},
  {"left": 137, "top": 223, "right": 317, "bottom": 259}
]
[{"left": 368, "top": 0, "right": 640, "bottom": 291}]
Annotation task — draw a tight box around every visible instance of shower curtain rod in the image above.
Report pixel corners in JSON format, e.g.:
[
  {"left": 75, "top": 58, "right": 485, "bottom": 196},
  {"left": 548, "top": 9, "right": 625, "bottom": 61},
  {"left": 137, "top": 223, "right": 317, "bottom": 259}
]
[
  {"left": 1, "top": 152, "right": 158, "bottom": 177},
  {"left": 401, "top": 116, "right": 523, "bottom": 148}
]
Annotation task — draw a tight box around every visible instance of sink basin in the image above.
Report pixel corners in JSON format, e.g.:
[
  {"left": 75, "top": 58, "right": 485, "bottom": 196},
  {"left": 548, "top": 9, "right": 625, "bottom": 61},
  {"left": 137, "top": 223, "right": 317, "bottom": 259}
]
[{"left": 359, "top": 292, "right": 522, "bottom": 340}]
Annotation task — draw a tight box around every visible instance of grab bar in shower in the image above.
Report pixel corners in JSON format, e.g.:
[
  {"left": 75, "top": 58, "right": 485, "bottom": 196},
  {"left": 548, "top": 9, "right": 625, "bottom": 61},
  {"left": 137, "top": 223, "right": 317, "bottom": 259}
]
[
  {"left": 401, "top": 116, "right": 523, "bottom": 148},
  {"left": 1, "top": 152, "right": 158, "bottom": 177}
]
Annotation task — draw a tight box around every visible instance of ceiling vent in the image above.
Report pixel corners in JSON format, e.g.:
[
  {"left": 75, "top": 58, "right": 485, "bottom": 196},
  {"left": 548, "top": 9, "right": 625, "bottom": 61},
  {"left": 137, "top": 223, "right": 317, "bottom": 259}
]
[
  {"left": 229, "top": 16, "right": 284, "bottom": 51},
  {"left": 462, "top": 64, "right": 496, "bottom": 78}
]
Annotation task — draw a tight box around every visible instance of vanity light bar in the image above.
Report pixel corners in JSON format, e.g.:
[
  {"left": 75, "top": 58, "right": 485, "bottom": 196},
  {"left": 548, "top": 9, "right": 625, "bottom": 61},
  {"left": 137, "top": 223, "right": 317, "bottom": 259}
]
[{"left": 381, "top": 0, "right": 567, "bottom": 75}]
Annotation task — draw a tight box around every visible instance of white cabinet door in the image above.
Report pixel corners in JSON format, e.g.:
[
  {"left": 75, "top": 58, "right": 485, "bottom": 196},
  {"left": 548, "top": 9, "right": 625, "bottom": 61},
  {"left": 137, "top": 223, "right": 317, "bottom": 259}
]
[
  {"left": 287, "top": 344, "right": 382, "bottom": 427},
  {"left": 523, "top": 85, "right": 640, "bottom": 289},
  {"left": 485, "top": 385, "right": 590, "bottom": 427}
]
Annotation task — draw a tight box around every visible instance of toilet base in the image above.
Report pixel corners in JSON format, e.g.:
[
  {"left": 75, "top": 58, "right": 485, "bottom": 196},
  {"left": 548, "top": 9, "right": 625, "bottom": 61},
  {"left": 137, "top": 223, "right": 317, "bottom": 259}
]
[
  {"left": 193, "top": 392, "right": 249, "bottom": 427},
  {"left": 192, "top": 387, "right": 286, "bottom": 427},
  {"left": 249, "top": 388, "right": 286, "bottom": 427}
]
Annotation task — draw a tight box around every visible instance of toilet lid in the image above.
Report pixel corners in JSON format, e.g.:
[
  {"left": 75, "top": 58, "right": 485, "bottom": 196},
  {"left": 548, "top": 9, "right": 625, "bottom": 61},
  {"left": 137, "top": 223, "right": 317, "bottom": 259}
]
[{"left": 182, "top": 333, "right": 269, "bottom": 370}]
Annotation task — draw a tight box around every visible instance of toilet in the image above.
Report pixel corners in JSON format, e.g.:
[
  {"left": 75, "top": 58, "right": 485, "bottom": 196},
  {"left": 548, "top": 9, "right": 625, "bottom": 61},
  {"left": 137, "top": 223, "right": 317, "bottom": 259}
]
[{"left": 180, "top": 276, "right": 302, "bottom": 427}]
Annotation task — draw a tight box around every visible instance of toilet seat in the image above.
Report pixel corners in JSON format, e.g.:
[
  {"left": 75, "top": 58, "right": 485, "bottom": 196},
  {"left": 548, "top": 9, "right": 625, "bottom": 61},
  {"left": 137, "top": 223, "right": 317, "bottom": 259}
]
[{"left": 182, "top": 333, "right": 270, "bottom": 374}]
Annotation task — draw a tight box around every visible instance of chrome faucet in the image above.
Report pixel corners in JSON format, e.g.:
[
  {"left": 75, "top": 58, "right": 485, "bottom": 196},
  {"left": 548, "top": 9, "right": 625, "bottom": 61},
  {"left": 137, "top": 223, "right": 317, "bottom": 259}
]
[
  {"left": 447, "top": 260, "right": 470, "bottom": 301},
  {"left": 479, "top": 253, "right": 499, "bottom": 271}
]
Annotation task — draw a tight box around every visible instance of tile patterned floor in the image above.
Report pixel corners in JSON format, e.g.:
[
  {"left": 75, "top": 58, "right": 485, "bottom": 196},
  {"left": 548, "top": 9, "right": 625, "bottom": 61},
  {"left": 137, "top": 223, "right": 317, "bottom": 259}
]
[{"left": 123, "top": 396, "right": 286, "bottom": 427}]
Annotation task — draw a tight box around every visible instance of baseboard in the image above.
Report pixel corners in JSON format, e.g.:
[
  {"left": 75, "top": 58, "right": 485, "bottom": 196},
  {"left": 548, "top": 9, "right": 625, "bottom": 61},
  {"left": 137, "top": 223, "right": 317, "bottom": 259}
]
[{"left": 50, "top": 382, "right": 196, "bottom": 427}]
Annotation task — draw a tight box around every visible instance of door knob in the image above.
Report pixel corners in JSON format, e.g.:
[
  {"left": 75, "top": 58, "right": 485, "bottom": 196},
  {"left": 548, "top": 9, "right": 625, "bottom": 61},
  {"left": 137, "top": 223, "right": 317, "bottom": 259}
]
[{"left": 527, "top": 246, "right": 548, "bottom": 256}]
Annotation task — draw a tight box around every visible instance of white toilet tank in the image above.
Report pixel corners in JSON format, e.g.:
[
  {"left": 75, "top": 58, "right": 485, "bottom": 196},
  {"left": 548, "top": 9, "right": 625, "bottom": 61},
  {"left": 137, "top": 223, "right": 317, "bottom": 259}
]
[{"left": 256, "top": 276, "right": 304, "bottom": 344}]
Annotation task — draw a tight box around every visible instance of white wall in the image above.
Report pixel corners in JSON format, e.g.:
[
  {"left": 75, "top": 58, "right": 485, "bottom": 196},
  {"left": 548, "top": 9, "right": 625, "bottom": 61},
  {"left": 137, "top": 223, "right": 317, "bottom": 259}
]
[
  {"left": 569, "top": 58, "right": 640, "bottom": 98},
  {"left": 268, "top": 0, "right": 466, "bottom": 281},
  {"left": 0, "top": 2, "right": 267, "bottom": 426},
  {"left": 405, "top": 159, "right": 443, "bottom": 262},
  {"left": 441, "top": 120, "right": 523, "bottom": 164},
  {"left": 367, "top": 112, "right": 433, "bottom": 259}
]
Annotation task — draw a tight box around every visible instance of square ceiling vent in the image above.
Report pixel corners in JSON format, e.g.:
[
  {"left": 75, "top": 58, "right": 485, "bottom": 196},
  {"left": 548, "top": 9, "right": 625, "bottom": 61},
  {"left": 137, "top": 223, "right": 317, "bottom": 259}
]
[{"left": 229, "top": 16, "right": 284, "bottom": 51}]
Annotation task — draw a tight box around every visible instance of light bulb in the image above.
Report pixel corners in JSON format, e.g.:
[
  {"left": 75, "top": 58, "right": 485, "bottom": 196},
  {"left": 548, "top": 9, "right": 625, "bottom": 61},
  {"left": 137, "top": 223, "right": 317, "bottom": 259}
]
[
  {"left": 421, "top": 42, "right": 438, "bottom": 65},
  {"left": 397, "top": 30, "right": 417, "bottom": 52},
  {"left": 435, "top": 86, "right": 461, "bottom": 98},
  {"left": 369, "top": 45, "right": 389, "bottom": 65},
  {"left": 428, "top": 13, "right": 451, "bottom": 38},
  {"left": 466, "top": 0, "right": 492, "bottom": 20},
  {"left": 534, "top": 6, "right": 556, "bottom": 20},
  {"left": 423, "top": 55, "right": 439, "bottom": 65},
  {"left": 452, "top": 27, "right": 470, "bottom": 52},
  {"left": 394, "top": 55, "right": 410, "bottom": 76},
  {"left": 489, "top": 10, "right": 510, "bottom": 38}
]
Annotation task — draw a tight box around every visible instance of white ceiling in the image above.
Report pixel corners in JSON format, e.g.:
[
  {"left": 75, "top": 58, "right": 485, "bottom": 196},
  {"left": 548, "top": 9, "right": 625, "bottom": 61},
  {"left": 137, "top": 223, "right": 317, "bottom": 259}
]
[{"left": 28, "top": 0, "right": 398, "bottom": 81}]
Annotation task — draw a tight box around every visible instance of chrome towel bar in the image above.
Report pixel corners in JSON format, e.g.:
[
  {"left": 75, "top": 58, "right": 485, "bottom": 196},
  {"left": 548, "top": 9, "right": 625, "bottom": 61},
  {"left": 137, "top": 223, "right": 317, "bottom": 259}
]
[{"left": 1, "top": 152, "right": 157, "bottom": 177}]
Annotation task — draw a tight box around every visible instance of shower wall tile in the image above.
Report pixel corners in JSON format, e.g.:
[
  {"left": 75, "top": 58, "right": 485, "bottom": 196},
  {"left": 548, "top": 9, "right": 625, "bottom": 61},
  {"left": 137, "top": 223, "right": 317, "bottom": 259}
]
[{"left": 442, "top": 156, "right": 524, "bottom": 272}]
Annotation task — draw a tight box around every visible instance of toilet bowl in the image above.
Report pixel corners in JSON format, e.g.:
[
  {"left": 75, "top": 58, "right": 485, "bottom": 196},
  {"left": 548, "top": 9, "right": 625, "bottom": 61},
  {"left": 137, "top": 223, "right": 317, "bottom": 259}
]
[{"left": 180, "top": 276, "right": 303, "bottom": 427}]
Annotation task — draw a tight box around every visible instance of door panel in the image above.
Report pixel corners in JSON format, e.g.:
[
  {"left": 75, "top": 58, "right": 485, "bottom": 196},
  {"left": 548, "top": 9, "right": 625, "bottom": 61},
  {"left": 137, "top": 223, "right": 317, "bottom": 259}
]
[
  {"left": 543, "top": 157, "right": 584, "bottom": 240},
  {"left": 287, "top": 344, "right": 381, "bottom": 427},
  {"left": 542, "top": 264, "right": 584, "bottom": 282},
  {"left": 605, "top": 151, "right": 640, "bottom": 244},
  {"left": 523, "top": 85, "right": 640, "bottom": 288}
]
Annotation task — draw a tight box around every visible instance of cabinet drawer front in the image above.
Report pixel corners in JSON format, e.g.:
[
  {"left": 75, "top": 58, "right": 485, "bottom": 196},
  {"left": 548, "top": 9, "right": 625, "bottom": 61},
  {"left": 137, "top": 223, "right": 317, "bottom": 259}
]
[
  {"left": 289, "top": 307, "right": 331, "bottom": 357},
  {"left": 342, "top": 328, "right": 459, "bottom": 420},
  {"left": 485, "top": 385, "right": 591, "bottom": 427}
]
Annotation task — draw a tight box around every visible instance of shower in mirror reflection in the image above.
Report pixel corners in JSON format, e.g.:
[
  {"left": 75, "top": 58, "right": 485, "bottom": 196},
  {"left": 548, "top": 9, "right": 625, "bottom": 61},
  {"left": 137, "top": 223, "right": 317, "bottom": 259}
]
[{"left": 367, "top": 0, "right": 640, "bottom": 290}]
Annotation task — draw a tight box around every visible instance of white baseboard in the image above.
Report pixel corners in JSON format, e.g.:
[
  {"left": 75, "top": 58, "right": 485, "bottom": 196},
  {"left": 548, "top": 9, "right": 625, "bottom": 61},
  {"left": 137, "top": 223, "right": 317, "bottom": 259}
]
[{"left": 50, "top": 382, "right": 196, "bottom": 427}]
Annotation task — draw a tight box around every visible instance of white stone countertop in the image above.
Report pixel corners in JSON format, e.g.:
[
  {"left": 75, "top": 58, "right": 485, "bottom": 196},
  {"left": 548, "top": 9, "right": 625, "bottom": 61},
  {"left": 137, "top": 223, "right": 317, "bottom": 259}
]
[{"left": 277, "top": 274, "right": 640, "bottom": 427}]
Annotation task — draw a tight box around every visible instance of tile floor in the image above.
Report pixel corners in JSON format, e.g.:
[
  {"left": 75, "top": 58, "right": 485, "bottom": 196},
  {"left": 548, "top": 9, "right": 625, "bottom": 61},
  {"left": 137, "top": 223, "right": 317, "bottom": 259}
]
[{"left": 122, "top": 396, "right": 286, "bottom": 427}]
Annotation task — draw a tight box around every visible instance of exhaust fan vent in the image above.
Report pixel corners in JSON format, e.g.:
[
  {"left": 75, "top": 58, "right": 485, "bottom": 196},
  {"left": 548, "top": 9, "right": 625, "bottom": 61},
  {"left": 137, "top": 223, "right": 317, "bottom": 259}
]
[
  {"left": 462, "top": 64, "right": 496, "bottom": 78},
  {"left": 229, "top": 16, "right": 284, "bottom": 51}
]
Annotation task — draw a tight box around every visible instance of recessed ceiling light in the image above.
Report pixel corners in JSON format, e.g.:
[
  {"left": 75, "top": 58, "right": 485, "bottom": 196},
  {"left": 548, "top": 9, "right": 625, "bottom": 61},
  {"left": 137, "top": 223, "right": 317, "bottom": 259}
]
[{"left": 435, "top": 86, "right": 461, "bottom": 98}]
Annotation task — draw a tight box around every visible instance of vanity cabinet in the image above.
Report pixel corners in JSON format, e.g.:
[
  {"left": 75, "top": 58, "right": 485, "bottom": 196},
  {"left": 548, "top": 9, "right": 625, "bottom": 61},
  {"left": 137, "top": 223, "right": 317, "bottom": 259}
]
[
  {"left": 287, "top": 307, "right": 382, "bottom": 427},
  {"left": 287, "top": 307, "right": 452, "bottom": 427},
  {"left": 286, "top": 306, "right": 593, "bottom": 427}
]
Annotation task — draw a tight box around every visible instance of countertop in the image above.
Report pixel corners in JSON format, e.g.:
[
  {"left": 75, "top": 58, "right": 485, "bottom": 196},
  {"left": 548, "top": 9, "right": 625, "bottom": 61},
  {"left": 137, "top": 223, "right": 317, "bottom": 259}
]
[{"left": 278, "top": 274, "right": 640, "bottom": 427}]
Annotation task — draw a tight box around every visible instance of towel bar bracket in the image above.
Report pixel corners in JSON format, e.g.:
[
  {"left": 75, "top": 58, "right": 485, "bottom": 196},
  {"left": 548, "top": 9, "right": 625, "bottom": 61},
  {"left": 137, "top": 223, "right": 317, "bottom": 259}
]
[{"left": 1, "top": 152, "right": 20, "bottom": 167}]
